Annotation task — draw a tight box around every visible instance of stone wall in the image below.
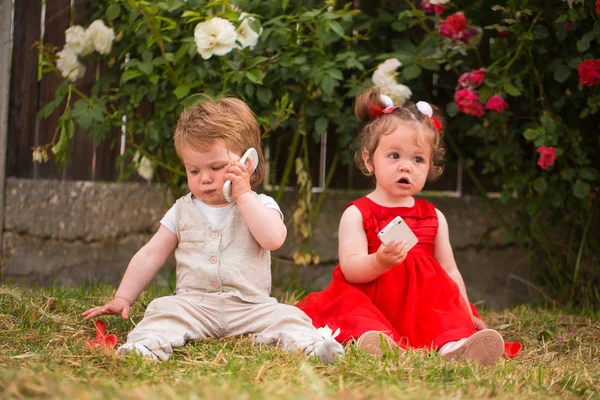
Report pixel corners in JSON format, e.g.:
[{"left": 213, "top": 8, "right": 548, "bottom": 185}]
[{"left": 1, "top": 178, "right": 535, "bottom": 309}]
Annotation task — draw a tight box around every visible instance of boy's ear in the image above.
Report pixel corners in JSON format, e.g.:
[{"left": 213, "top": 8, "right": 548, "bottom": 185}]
[{"left": 362, "top": 149, "right": 374, "bottom": 175}]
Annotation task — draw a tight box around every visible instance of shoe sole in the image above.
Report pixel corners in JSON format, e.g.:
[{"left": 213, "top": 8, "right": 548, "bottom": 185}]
[
  {"left": 356, "top": 331, "right": 404, "bottom": 357},
  {"left": 441, "top": 329, "right": 504, "bottom": 366}
]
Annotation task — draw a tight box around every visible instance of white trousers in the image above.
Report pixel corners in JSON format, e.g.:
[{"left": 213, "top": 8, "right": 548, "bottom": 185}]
[{"left": 125, "top": 290, "right": 326, "bottom": 360}]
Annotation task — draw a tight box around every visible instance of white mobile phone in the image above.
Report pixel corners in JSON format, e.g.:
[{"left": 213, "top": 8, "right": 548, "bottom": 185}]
[
  {"left": 223, "top": 147, "right": 259, "bottom": 203},
  {"left": 377, "top": 216, "right": 418, "bottom": 251}
]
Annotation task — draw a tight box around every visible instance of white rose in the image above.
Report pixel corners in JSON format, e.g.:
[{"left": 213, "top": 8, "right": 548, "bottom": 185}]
[
  {"left": 388, "top": 83, "right": 413, "bottom": 105},
  {"left": 194, "top": 17, "right": 237, "bottom": 59},
  {"left": 235, "top": 18, "right": 260, "bottom": 49},
  {"left": 134, "top": 151, "right": 154, "bottom": 181},
  {"left": 429, "top": 0, "right": 450, "bottom": 4},
  {"left": 65, "top": 25, "right": 93, "bottom": 56},
  {"left": 56, "top": 46, "right": 86, "bottom": 81},
  {"left": 372, "top": 58, "right": 402, "bottom": 86},
  {"left": 86, "top": 19, "right": 115, "bottom": 55}
]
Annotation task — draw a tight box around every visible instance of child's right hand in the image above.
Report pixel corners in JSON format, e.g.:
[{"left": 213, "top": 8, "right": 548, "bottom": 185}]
[
  {"left": 375, "top": 241, "right": 408, "bottom": 270},
  {"left": 82, "top": 297, "right": 131, "bottom": 321}
]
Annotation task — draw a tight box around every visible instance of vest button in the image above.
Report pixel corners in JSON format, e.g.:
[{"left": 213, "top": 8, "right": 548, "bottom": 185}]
[
  {"left": 212, "top": 282, "right": 220, "bottom": 289},
  {"left": 212, "top": 232, "right": 220, "bottom": 239},
  {"left": 210, "top": 256, "right": 217, "bottom": 264}
]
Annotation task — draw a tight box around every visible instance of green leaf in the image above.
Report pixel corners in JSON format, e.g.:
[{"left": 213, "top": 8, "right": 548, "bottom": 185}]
[
  {"left": 173, "top": 84, "right": 191, "bottom": 100},
  {"left": 320, "top": 75, "right": 336, "bottom": 97},
  {"left": 533, "top": 177, "right": 547, "bottom": 194},
  {"left": 446, "top": 102, "right": 458, "bottom": 117},
  {"left": 106, "top": 4, "right": 121, "bottom": 20},
  {"left": 478, "top": 86, "right": 494, "bottom": 103},
  {"left": 419, "top": 60, "right": 440, "bottom": 71},
  {"left": 576, "top": 38, "right": 590, "bottom": 52},
  {"left": 503, "top": 82, "right": 521, "bottom": 96},
  {"left": 138, "top": 62, "right": 153, "bottom": 76},
  {"left": 523, "top": 128, "right": 540, "bottom": 140},
  {"left": 572, "top": 180, "right": 590, "bottom": 199},
  {"left": 314, "top": 116, "right": 328, "bottom": 134},
  {"left": 246, "top": 56, "right": 269, "bottom": 69},
  {"left": 553, "top": 64, "right": 571, "bottom": 83},
  {"left": 594, "top": 21, "right": 600, "bottom": 35},
  {"left": 561, "top": 168, "right": 576, "bottom": 181},
  {"left": 326, "top": 69, "right": 343, "bottom": 80},
  {"left": 328, "top": 20, "right": 344, "bottom": 38},
  {"left": 121, "top": 70, "right": 143, "bottom": 84},
  {"left": 580, "top": 167, "right": 599, "bottom": 181},
  {"left": 391, "top": 21, "right": 407, "bottom": 32},
  {"left": 533, "top": 25, "right": 549, "bottom": 39},
  {"left": 402, "top": 64, "right": 421, "bottom": 81},
  {"left": 282, "top": 0, "right": 289, "bottom": 11},
  {"left": 257, "top": 88, "right": 272, "bottom": 105},
  {"left": 246, "top": 69, "right": 263, "bottom": 85}
]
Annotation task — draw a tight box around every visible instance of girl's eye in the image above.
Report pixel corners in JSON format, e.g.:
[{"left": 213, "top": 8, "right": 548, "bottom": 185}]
[
  {"left": 212, "top": 165, "right": 226, "bottom": 171},
  {"left": 388, "top": 153, "right": 399, "bottom": 160},
  {"left": 413, "top": 156, "right": 424, "bottom": 164},
  {"left": 188, "top": 169, "right": 199, "bottom": 175}
]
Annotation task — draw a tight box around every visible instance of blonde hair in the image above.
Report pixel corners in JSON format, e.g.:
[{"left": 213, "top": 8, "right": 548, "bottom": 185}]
[
  {"left": 354, "top": 88, "right": 446, "bottom": 181},
  {"left": 174, "top": 96, "right": 265, "bottom": 187}
]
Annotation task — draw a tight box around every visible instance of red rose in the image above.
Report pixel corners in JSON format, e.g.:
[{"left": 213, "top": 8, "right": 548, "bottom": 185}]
[
  {"left": 458, "top": 69, "right": 486, "bottom": 89},
  {"left": 485, "top": 95, "right": 508, "bottom": 113},
  {"left": 596, "top": 0, "right": 600, "bottom": 15},
  {"left": 446, "top": 13, "right": 467, "bottom": 33},
  {"left": 497, "top": 29, "right": 508, "bottom": 39},
  {"left": 564, "top": 23, "right": 572, "bottom": 29},
  {"left": 434, "top": 5, "right": 445, "bottom": 14},
  {"left": 577, "top": 59, "right": 600, "bottom": 86},
  {"left": 454, "top": 89, "right": 484, "bottom": 117},
  {"left": 536, "top": 146, "right": 557, "bottom": 171}
]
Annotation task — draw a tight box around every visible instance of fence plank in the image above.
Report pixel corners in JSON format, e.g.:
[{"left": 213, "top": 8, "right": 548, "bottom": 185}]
[
  {"left": 7, "top": 0, "right": 42, "bottom": 179},
  {"left": 37, "top": 0, "right": 72, "bottom": 180}
]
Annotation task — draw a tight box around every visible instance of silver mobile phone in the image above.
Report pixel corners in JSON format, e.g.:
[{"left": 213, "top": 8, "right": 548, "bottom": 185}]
[
  {"left": 223, "top": 148, "right": 259, "bottom": 203},
  {"left": 377, "top": 216, "right": 418, "bottom": 251}
]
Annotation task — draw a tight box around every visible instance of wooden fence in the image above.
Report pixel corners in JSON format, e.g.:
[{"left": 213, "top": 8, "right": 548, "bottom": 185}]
[{"left": 5, "top": 0, "right": 465, "bottom": 193}]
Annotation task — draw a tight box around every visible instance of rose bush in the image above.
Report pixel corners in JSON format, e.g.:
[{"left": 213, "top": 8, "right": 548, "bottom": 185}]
[{"left": 37, "top": 0, "right": 599, "bottom": 306}]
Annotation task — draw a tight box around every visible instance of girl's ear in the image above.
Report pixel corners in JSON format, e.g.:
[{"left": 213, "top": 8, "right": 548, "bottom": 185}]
[{"left": 362, "top": 149, "right": 374, "bottom": 175}]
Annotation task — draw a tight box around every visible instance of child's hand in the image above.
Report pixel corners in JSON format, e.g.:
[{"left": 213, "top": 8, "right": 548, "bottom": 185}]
[
  {"left": 472, "top": 315, "right": 488, "bottom": 330},
  {"left": 225, "top": 157, "right": 254, "bottom": 200},
  {"left": 375, "top": 240, "right": 408, "bottom": 270},
  {"left": 82, "top": 297, "right": 131, "bottom": 321}
]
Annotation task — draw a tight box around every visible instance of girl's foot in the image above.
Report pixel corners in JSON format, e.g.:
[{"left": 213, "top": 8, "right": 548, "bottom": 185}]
[
  {"left": 439, "top": 329, "right": 504, "bottom": 366},
  {"left": 356, "top": 331, "right": 404, "bottom": 356}
]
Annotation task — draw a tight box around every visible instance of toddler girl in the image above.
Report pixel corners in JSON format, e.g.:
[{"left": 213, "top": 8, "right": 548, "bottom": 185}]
[
  {"left": 297, "top": 89, "right": 505, "bottom": 365},
  {"left": 83, "top": 97, "right": 344, "bottom": 363}
]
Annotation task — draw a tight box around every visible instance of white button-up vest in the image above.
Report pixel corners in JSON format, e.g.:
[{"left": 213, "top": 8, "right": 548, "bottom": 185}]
[{"left": 173, "top": 192, "right": 273, "bottom": 303}]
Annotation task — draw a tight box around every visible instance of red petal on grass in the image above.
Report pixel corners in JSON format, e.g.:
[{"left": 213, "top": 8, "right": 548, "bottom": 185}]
[
  {"left": 86, "top": 320, "right": 118, "bottom": 349},
  {"left": 503, "top": 341, "right": 522, "bottom": 358}
]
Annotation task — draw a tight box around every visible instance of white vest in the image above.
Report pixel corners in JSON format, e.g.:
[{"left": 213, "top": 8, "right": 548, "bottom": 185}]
[{"left": 173, "top": 192, "right": 273, "bottom": 303}]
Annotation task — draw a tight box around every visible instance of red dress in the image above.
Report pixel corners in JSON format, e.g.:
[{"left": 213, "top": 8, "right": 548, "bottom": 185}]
[{"left": 297, "top": 196, "right": 477, "bottom": 349}]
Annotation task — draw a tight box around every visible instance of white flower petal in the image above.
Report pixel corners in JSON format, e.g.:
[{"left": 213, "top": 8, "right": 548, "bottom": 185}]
[
  {"left": 194, "top": 17, "right": 237, "bottom": 59},
  {"left": 56, "top": 46, "right": 86, "bottom": 81},
  {"left": 86, "top": 19, "right": 115, "bottom": 55}
]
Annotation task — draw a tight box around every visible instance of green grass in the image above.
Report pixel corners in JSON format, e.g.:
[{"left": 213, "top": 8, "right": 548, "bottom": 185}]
[{"left": 1, "top": 284, "right": 599, "bottom": 399}]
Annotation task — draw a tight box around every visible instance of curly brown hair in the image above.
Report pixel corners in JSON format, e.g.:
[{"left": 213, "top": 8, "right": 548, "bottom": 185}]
[
  {"left": 354, "top": 88, "right": 446, "bottom": 181},
  {"left": 174, "top": 95, "right": 265, "bottom": 187}
]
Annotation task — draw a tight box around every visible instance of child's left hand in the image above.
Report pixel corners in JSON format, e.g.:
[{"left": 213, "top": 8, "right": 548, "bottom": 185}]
[
  {"left": 472, "top": 315, "right": 487, "bottom": 330},
  {"left": 225, "top": 157, "right": 254, "bottom": 200}
]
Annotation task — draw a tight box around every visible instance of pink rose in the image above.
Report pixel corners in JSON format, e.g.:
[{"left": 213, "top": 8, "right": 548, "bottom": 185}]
[
  {"left": 485, "top": 95, "right": 508, "bottom": 113},
  {"left": 577, "top": 59, "right": 600, "bottom": 87},
  {"left": 454, "top": 89, "right": 484, "bottom": 117},
  {"left": 536, "top": 146, "right": 557, "bottom": 171},
  {"left": 421, "top": 0, "right": 445, "bottom": 14},
  {"left": 457, "top": 69, "right": 486, "bottom": 89}
]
